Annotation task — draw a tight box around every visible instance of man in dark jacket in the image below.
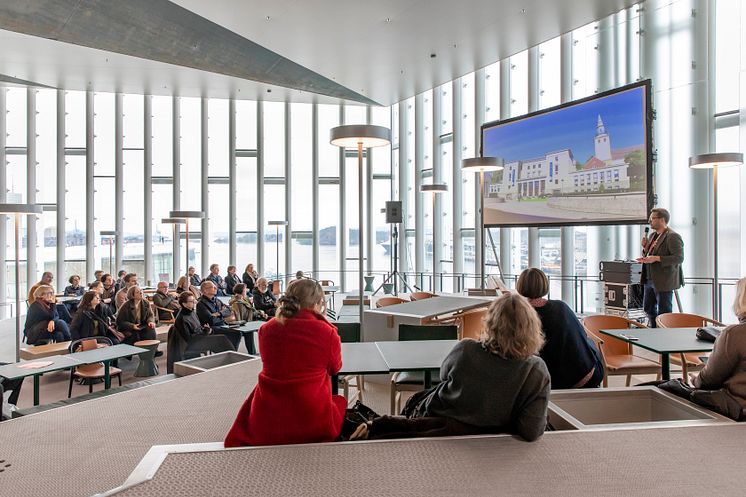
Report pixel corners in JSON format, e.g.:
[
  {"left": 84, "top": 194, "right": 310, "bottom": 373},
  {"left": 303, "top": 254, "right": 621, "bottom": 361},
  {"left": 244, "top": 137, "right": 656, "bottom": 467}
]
[
  {"left": 637, "top": 207, "right": 684, "bottom": 327},
  {"left": 152, "top": 281, "right": 179, "bottom": 321},
  {"left": 196, "top": 281, "right": 239, "bottom": 350}
]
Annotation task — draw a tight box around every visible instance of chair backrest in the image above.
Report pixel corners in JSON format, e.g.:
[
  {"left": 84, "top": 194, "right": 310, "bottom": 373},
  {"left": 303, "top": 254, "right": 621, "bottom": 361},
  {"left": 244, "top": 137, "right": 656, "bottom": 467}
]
[
  {"left": 399, "top": 324, "right": 458, "bottom": 341},
  {"left": 459, "top": 308, "right": 488, "bottom": 340},
  {"left": 409, "top": 291, "right": 435, "bottom": 301},
  {"left": 334, "top": 322, "right": 361, "bottom": 343},
  {"left": 656, "top": 312, "right": 712, "bottom": 328},
  {"left": 319, "top": 280, "right": 335, "bottom": 287},
  {"left": 271, "top": 280, "right": 281, "bottom": 296},
  {"left": 581, "top": 314, "right": 634, "bottom": 356},
  {"left": 69, "top": 336, "right": 113, "bottom": 354},
  {"left": 376, "top": 297, "right": 407, "bottom": 308}
]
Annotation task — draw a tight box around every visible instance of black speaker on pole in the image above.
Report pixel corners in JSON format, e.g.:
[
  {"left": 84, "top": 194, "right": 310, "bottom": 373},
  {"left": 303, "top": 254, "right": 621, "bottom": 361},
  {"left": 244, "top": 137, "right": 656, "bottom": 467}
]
[{"left": 385, "top": 201, "right": 402, "bottom": 224}]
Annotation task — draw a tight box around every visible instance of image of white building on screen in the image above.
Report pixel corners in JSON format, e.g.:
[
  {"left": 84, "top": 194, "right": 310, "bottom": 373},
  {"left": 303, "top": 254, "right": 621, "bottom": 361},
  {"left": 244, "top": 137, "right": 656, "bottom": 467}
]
[{"left": 488, "top": 115, "right": 636, "bottom": 199}]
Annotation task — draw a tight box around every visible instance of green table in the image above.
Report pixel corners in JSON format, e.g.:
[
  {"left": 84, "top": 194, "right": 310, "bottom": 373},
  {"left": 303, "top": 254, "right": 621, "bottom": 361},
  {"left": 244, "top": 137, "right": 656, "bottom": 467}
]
[
  {"left": 599, "top": 327, "right": 714, "bottom": 380},
  {"left": 376, "top": 339, "right": 458, "bottom": 388},
  {"left": 0, "top": 356, "right": 82, "bottom": 406}
]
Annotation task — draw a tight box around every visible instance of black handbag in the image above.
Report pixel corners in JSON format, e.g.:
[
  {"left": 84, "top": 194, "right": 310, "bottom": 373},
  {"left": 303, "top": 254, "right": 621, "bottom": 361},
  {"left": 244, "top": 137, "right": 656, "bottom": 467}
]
[{"left": 696, "top": 326, "right": 723, "bottom": 343}]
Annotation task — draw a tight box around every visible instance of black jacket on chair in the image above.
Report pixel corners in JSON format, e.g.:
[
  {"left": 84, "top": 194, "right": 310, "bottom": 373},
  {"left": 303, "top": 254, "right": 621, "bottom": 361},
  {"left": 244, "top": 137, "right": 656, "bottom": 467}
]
[{"left": 225, "top": 274, "right": 241, "bottom": 295}]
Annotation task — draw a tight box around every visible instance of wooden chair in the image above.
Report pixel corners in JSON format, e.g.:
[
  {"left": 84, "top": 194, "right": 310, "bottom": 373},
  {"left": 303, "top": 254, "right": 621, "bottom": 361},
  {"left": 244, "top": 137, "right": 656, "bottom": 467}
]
[
  {"left": 334, "top": 322, "right": 364, "bottom": 403},
  {"left": 271, "top": 280, "right": 281, "bottom": 296},
  {"left": 67, "top": 337, "right": 122, "bottom": 398},
  {"left": 656, "top": 312, "right": 725, "bottom": 380},
  {"left": 376, "top": 296, "right": 408, "bottom": 308},
  {"left": 319, "top": 280, "right": 335, "bottom": 287},
  {"left": 456, "top": 308, "right": 488, "bottom": 340},
  {"left": 390, "top": 324, "right": 458, "bottom": 414},
  {"left": 154, "top": 305, "right": 176, "bottom": 325},
  {"left": 582, "top": 315, "right": 661, "bottom": 387},
  {"left": 409, "top": 291, "right": 436, "bottom": 301}
]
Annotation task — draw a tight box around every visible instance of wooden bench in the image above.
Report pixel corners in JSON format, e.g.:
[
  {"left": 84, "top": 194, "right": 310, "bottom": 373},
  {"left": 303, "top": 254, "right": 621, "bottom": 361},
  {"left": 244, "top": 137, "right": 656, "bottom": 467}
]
[
  {"left": 20, "top": 341, "right": 72, "bottom": 360},
  {"left": 19, "top": 325, "right": 170, "bottom": 360}
]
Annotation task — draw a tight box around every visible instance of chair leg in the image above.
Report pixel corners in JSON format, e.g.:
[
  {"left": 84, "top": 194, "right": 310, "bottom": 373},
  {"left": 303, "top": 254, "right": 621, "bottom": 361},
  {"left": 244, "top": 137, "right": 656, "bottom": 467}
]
[
  {"left": 118, "top": 373, "right": 122, "bottom": 387},
  {"left": 88, "top": 380, "right": 93, "bottom": 394},
  {"left": 390, "top": 384, "right": 397, "bottom": 415},
  {"left": 602, "top": 374, "right": 608, "bottom": 388},
  {"left": 625, "top": 374, "right": 632, "bottom": 387},
  {"left": 68, "top": 372, "right": 74, "bottom": 398},
  {"left": 681, "top": 355, "right": 688, "bottom": 382},
  {"left": 342, "top": 380, "right": 349, "bottom": 402},
  {"left": 356, "top": 375, "right": 364, "bottom": 403}
]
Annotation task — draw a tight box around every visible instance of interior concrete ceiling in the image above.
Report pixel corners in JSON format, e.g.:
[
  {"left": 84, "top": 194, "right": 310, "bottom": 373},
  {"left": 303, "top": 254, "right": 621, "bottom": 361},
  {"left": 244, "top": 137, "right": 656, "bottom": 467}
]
[{"left": 0, "top": 0, "right": 638, "bottom": 106}]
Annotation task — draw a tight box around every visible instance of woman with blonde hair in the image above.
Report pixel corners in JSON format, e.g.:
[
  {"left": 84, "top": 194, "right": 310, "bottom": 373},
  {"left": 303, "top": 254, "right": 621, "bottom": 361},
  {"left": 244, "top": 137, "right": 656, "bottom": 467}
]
[
  {"left": 24, "top": 285, "right": 72, "bottom": 345},
  {"left": 691, "top": 276, "right": 746, "bottom": 412},
  {"left": 176, "top": 275, "right": 200, "bottom": 298},
  {"left": 365, "top": 292, "right": 550, "bottom": 442},
  {"left": 225, "top": 279, "right": 346, "bottom": 447}
]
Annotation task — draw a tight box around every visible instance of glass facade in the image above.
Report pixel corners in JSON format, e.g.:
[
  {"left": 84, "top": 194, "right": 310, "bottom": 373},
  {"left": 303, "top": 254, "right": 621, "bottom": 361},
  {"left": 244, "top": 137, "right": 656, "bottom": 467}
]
[{"left": 0, "top": 0, "right": 742, "bottom": 321}]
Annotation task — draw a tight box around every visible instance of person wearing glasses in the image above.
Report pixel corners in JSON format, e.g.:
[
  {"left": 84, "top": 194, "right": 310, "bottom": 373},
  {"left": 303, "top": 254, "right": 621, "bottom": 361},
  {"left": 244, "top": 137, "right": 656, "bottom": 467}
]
[
  {"left": 636, "top": 208, "right": 684, "bottom": 327},
  {"left": 23, "top": 285, "right": 72, "bottom": 345}
]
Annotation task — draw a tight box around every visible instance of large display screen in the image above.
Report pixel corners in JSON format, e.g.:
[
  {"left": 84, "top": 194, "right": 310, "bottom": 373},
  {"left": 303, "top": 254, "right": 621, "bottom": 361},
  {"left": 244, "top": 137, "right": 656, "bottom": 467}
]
[{"left": 482, "top": 80, "right": 653, "bottom": 227}]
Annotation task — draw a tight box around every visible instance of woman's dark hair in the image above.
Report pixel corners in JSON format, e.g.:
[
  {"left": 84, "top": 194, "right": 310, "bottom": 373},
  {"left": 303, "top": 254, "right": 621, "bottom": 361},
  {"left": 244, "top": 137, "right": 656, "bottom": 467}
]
[
  {"left": 275, "top": 279, "right": 325, "bottom": 324},
  {"left": 516, "top": 268, "right": 549, "bottom": 300},
  {"left": 77, "top": 291, "right": 99, "bottom": 313},
  {"left": 233, "top": 283, "right": 246, "bottom": 295},
  {"left": 178, "top": 291, "right": 195, "bottom": 305},
  {"left": 68, "top": 274, "right": 80, "bottom": 284},
  {"left": 101, "top": 273, "right": 112, "bottom": 284}
]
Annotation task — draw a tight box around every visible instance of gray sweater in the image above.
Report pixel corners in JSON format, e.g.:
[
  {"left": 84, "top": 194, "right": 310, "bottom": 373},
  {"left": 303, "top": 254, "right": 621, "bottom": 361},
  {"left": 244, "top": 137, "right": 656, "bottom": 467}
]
[
  {"left": 421, "top": 339, "right": 551, "bottom": 441},
  {"left": 693, "top": 318, "right": 746, "bottom": 408}
]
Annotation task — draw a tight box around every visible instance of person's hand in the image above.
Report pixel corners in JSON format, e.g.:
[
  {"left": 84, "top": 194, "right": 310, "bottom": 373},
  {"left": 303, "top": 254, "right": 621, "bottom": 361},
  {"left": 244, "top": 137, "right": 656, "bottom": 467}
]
[
  {"left": 148, "top": 322, "right": 155, "bottom": 329},
  {"left": 103, "top": 298, "right": 111, "bottom": 304},
  {"left": 688, "top": 372, "right": 699, "bottom": 385},
  {"left": 133, "top": 323, "right": 142, "bottom": 330},
  {"left": 640, "top": 236, "right": 648, "bottom": 248},
  {"left": 212, "top": 311, "right": 220, "bottom": 317},
  {"left": 636, "top": 256, "right": 660, "bottom": 264},
  {"left": 47, "top": 321, "right": 55, "bottom": 332}
]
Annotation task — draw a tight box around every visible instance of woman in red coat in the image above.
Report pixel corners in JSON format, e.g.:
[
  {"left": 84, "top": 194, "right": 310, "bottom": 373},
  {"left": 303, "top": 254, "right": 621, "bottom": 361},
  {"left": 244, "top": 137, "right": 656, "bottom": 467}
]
[{"left": 225, "top": 279, "right": 346, "bottom": 447}]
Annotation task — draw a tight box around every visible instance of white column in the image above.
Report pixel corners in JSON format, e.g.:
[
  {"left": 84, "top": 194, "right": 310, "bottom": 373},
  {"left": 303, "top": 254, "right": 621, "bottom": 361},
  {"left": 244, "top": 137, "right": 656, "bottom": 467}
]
[
  {"left": 200, "top": 98, "right": 209, "bottom": 278},
  {"left": 432, "top": 86, "right": 444, "bottom": 291},
  {"left": 527, "top": 46, "right": 541, "bottom": 269},
  {"left": 474, "top": 68, "right": 486, "bottom": 287},
  {"left": 284, "top": 103, "right": 292, "bottom": 283},
  {"left": 499, "top": 59, "right": 512, "bottom": 279},
  {"left": 414, "top": 94, "right": 425, "bottom": 279},
  {"left": 26, "top": 88, "right": 37, "bottom": 287},
  {"left": 229, "top": 99, "right": 237, "bottom": 266},
  {"left": 311, "top": 104, "right": 319, "bottom": 276},
  {"left": 172, "top": 97, "right": 181, "bottom": 279},
  {"left": 256, "top": 101, "right": 265, "bottom": 275},
  {"left": 560, "top": 33, "right": 576, "bottom": 306},
  {"left": 114, "top": 93, "right": 124, "bottom": 272},
  {"left": 143, "top": 95, "right": 153, "bottom": 285},
  {"left": 56, "top": 91, "right": 65, "bottom": 288},
  {"left": 452, "top": 78, "right": 464, "bottom": 280}
]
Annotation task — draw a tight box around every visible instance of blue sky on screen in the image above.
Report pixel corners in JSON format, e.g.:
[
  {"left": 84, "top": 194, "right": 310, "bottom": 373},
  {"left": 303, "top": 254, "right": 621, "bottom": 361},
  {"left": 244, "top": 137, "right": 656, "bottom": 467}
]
[{"left": 483, "top": 86, "right": 646, "bottom": 163}]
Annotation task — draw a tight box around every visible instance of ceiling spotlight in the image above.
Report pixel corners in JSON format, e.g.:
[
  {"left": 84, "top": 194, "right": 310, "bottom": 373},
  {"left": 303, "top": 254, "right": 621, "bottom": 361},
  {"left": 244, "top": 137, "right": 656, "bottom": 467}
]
[
  {"left": 266, "top": 88, "right": 272, "bottom": 93},
  {"left": 385, "top": 17, "right": 391, "bottom": 22},
  {"left": 266, "top": 15, "right": 271, "bottom": 20},
  {"left": 430, "top": 53, "right": 437, "bottom": 58}
]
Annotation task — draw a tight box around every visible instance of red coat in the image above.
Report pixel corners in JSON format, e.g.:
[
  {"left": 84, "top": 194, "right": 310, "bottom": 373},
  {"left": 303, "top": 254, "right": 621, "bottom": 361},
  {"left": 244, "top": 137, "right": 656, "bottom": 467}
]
[{"left": 224, "top": 309, "right": 347, "bottom": 447}]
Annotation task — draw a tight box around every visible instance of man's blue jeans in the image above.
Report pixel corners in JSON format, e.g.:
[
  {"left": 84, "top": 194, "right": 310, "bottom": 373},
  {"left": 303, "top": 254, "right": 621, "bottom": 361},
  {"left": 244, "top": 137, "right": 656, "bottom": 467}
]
[{"left": 643, "top": 282, "right": 673, "bottom": 327}]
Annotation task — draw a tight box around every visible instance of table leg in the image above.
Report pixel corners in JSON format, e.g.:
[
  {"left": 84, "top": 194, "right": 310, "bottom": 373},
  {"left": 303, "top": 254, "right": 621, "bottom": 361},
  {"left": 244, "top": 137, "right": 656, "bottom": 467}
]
[
  {"left": 33, "top": 374, "right": 40, "bottom": 406},
  {"left": 661, "top": 352, "right": 670, "bottom": 381},
  {"left": 104, "top": 361, "right": 111, "bottom": 389},
  {"left": 424, "top": 370, "right": 432, "bottom": 389}
]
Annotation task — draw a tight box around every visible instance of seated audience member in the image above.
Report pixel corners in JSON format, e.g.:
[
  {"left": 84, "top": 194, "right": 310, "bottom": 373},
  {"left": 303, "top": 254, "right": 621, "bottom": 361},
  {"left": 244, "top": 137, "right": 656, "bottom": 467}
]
[
  {"left": 168, "top": 292, "right": 234, "bottom": 373},
  {"left": 225, "top": 265, "right": 241, "bottom": 295},
  {"left": 89, "top": 281, "right": 117, "bottom": 323},
  {"left": 27, "top": 272, "right": 73, "bottom": 323},
  {"left": 295, "top": 271, "right": 305, "bottom": 280},
  {"left": 516, "top": 268, "right": 603, "bottom": 389},
  {"left": 114, "top": 269, "right": 127, "bottom": 293},
  {"left": 206, "top": 264, "right": 227, "bottom": 296},
  {"left": 70, "top": 291, "right": 125, "bottom": 343},
  {"left": 153, "top": 281, "right": 180, "bottom": 321},
  {"left": 692, "top": 276, "right": 746, "bottom": 412},
  {"left": 115, "top": 273, "right": 138, "bottom": 310},
  {"left": 92, "top": 270, "right": 104, "bottom": 287},
  {"left": 176, "top": 275, "right": 201, "bottom": 298},
  {"left": 188, "top": 266, "right": 202, "bottom": 287},
  {"left": 197, "top": 280, "right": 240, "bottom": 350},
  {"left": 370, "top": 293, "right": 550, "bottom": 442},
  {"left": 115, "top": 286, "right": 157, "bottom": 346},
  {"left": 253, "top": 277, "right": 277, "bottom": 316},
  {"left": 24, "top": 285, "right": 72, "bottom": 345},
  {"left": 28, "top": 271, "right": 54, "bottom": 303},
  {"left": 0, "top": 365, "right": 23, "bottom": 418},
  {"left": 225, "top": 279, "right": 346, "bottom": 447},
  {"left": 229, "top": 283, "right": 265, "bottom": 354},
  {"left": 242, "top": 263, "right": 258, "bottom": 294},
  {"left": 64, "top": 275, "right": 86, "bottom": 297},
  {"left": 100, "top": 273, "right": 117, "bottom": 310}
]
